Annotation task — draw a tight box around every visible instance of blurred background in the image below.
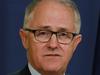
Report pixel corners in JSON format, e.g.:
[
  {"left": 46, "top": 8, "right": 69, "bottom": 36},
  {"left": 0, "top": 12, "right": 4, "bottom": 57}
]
[{"left": 1, "top": 0, "right": 100, "bottom": 75}]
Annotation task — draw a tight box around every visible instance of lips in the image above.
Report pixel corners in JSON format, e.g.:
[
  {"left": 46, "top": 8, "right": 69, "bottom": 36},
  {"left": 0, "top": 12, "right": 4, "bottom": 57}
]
[
  {"left": 44, "top": 54, "right": 61, "bottom": 57},
  {"left": 43, "top": 53, "right": 62, "bottom": 62}
]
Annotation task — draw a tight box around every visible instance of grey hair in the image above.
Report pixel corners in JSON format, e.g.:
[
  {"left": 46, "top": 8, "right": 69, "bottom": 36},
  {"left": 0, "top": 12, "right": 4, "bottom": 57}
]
[{"left": 23, "top": 0, "right": 81, "bottom": 33}]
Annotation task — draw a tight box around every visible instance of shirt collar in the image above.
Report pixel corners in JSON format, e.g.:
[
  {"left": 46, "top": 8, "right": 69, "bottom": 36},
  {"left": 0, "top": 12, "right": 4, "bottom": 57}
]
[{"left": 28, "top": 63, "right": 41, "bottom": 75}]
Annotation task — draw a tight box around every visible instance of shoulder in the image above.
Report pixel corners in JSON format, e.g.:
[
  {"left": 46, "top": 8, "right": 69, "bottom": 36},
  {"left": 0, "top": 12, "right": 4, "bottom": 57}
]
[{"left": 8, "top": 65, "right": 31, "bottom": 75}]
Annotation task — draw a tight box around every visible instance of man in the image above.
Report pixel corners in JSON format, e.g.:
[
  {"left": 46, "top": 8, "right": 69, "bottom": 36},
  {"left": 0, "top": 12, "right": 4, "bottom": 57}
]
[{"left": 12, "top": 0, "right": 82, "bottom": 75}]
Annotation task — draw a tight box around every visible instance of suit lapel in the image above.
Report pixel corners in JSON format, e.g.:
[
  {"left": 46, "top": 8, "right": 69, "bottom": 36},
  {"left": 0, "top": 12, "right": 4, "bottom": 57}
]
[{"left": 19, "top": 65, "right": 31, "bottom": 75}]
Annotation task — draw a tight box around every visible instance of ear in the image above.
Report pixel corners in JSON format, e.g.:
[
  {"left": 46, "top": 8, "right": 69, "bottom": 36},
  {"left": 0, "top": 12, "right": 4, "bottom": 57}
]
[
  {"left": 19, "top": 29, "right": 28, "bottom": 49},
  {"left": 72, "top": 34, "right": 82, "bottom": 52}
]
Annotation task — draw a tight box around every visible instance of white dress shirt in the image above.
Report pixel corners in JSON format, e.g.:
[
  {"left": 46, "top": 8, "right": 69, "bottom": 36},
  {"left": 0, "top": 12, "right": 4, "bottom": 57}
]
[{"left": 28, "top": 63, "right": 41, "bottom": 75}]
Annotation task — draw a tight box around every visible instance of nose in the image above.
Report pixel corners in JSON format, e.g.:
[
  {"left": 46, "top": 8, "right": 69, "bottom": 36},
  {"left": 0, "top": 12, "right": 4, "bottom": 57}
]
[{"left": 47, "top": 34, "right": 58, "bottom": 49}]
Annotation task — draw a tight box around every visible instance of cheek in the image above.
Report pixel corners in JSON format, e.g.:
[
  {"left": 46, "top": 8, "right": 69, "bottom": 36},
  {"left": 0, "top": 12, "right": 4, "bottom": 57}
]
[
  {"left": 28, "top": 35, "right": 45, "bottom": 60},
  {"left": 61, "top": 45, "right": 74, "bottom": 63},
  {"left": 27, "top": 40, "right": 46, "bottom": 67},
  {"left": 28, "top": 42, "right": 44, "bottom": 59}
]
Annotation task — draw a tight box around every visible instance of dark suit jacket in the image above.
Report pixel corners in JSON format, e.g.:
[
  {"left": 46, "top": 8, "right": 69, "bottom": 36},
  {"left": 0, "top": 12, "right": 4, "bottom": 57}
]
[{"left": 10, "top": 65, "right": 31, "bottom": 75}]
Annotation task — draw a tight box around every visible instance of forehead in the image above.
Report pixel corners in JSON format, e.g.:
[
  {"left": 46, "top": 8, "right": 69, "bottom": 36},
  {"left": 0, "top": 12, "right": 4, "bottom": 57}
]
[
  {"left": 28, "top": 0, "right": 75, "bottom": 32},
  {"left": 32, "top": 0, "right": 74, "bottom": 18}
]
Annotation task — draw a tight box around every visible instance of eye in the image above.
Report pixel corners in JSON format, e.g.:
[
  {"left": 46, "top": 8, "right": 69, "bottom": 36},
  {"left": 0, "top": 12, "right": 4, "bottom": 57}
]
[
  {"left": 35, "top": 30, "right": 50, "bottom": 37},
  {"left": 58, "top": 32, "right": 73, "bottom": 39},
  {"left": 58, "top": 32, "right": 67, "bottom": 36}
]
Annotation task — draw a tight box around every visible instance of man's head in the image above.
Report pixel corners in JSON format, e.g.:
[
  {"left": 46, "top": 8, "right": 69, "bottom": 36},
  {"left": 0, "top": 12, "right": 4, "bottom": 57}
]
[{"left": 20, "top": 0, "right": 82, "bottom": 75}]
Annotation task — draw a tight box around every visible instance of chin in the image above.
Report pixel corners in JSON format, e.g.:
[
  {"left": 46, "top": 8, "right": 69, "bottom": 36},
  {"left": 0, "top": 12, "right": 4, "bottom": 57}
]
[{"left": 41, "top": 62, "right": 64, "bottom": 73}]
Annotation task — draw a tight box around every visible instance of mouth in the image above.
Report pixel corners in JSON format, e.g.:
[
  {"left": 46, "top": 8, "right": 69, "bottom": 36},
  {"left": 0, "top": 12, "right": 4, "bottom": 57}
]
[
  {"left": 44, "top": 54, "right": 61, "bottom": 57},
  {"left": 43, "top": 54, "right": 62, "bottom": 62}
]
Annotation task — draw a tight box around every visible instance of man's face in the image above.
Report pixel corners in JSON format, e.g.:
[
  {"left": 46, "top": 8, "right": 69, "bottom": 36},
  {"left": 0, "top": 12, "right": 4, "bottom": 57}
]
[{"left": 20, "top": 1, "right": 81, "bottom": 74}]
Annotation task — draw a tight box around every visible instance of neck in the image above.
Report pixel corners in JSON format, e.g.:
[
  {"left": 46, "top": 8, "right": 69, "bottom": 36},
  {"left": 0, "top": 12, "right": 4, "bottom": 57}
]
[
  {"left": 42, "top": 73, "right": 64, "bottom": 75},
  {"left": 40, "top": 71, "right": 64, "bottom": 75}
]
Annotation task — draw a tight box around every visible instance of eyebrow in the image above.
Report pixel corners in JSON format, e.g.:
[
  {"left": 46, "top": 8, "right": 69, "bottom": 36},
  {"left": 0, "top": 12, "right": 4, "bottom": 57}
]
[
  {"left": 57, "top": 28, "right": 68, "bottom": 32},
  {"left": 38, "top": 26, "right": 51, "bottom": 30},
  {"left": 32, "top": 25, "right": 69, "bottom": 32}
]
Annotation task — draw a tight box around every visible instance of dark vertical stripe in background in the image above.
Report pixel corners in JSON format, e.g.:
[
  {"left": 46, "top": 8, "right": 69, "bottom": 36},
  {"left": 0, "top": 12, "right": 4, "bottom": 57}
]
[
  {"left": 1, "top": 0, "right": 4, "bottom": 75},
  {"left": 92, "top": 0, "right": 100, "bottom": 75},
  {"left": 93, "top": 12, "right": 100, "bottom": 75},
  {"left": 1, "top": 0, "right": 100, "bottom": 75}
]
